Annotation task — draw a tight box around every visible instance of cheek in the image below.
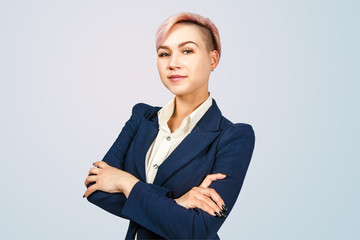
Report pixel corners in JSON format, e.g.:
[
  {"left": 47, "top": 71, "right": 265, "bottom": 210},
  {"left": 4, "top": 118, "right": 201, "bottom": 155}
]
[
  {"left": 157, "top": 61, "right": 165, "bottom": 75},
  {"left": 157, "top": 61, "right": 169, "bottom": 85},
  {"left": 192, "top": 58, "right": 211, "bottom": 77}
]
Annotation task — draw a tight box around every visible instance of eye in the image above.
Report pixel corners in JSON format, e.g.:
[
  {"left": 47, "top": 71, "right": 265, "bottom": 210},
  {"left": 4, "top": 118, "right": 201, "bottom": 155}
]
[
  {"left": 183, "top": 49, "right": 193, "bottom": 54},
  {"left": 158, "top": 52, "right": 170, "bottom": 57}
]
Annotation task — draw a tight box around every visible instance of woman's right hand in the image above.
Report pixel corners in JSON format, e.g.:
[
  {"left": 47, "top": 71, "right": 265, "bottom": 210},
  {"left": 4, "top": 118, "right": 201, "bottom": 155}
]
[{"left": 174, "top": 173, "right": 228, "bottom": 218}]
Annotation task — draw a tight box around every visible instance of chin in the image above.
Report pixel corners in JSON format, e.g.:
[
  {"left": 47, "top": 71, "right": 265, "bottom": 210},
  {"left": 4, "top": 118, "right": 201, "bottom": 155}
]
[
  {"left": 167, "top": 89, "right": 187, "bottom": 96},
  {"left": 168, "top": 88, "right": 200, "bottom": 98},
  {"left": 163, "top": 79, "right": 206, "bottom": 97},
  {"left": 164, "top": 83, "right": 189, "bottom": 95}
]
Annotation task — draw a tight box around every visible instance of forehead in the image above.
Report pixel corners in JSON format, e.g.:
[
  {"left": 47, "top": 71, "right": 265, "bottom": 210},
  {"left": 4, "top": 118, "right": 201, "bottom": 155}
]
[{"left": 161, "top": 23, "right": 206, "bottom": 48}]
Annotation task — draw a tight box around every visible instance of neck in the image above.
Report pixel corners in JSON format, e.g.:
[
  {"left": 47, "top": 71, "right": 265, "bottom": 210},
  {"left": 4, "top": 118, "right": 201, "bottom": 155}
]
[{"left": 173, "top": 91, "right": 210, "bottom": 119}]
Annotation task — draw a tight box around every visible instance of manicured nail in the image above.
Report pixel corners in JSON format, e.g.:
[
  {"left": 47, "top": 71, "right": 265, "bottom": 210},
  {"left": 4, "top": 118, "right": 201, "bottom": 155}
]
[
  {"left": 222, "top": 204, "right": 227, "bottom": 212},
  {"left": 83, "top": 194, "right": 85, "bottom": 198},
  {"left": 220, "top": 173, "right": 230, "bottom": 177},
  {"left": 220, "top": 211, "right": 227, "bottom": 218},
  {"left": 214, "top": 212, "right": 221, "bottom": 217}
]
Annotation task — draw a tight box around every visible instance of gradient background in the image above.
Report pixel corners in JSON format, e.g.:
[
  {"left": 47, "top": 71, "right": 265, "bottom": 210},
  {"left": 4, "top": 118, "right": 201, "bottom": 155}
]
[{"left": 1, "top": 0, "right": 359, "bottom": 239}]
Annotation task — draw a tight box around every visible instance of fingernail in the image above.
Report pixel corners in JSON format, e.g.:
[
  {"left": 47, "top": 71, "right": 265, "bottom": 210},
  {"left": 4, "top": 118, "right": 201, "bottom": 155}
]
[
  {"left": 220, "top": 211, "right": 227, "bottom": 218},
  {"left": 220, "top": 173, "right": 230, "bottom": 177},
  {"left": 83, "top": 194, "right": 85, "bottom": 198},
  {"left": 92, "top": 162, "right": 95, "bottom": 166},
  {"left": 214, "top": 212, "right": 221, "bottom": 218},
  {"left": 222, "top": 204, "right": 228, "bottom": 212}
]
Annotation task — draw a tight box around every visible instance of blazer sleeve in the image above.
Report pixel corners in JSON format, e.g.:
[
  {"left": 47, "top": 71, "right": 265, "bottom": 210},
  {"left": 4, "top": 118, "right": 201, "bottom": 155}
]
[
  {"left": 120, "top": 123, "right": 255, "bottom": 239},
  {"left": 86, "top": 103, "right": 170, "bottom": 219}
]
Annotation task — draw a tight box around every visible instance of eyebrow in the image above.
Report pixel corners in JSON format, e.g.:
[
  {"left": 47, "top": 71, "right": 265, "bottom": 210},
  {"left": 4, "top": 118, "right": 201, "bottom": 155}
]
[{"left": 158, "top": 41, "right": 198, "bottom": 50}]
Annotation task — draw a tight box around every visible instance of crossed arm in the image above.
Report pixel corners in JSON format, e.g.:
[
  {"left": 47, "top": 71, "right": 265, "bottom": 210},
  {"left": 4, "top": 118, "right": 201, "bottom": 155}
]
[
  {"left": 83, "top": 104, "right": 255, "bottom": 238},
  {"left": 84, "top": 128, "right": 254, "bottom": 238},
  {"left": 83, "top": 103, "right": 226, "bottom": 219},
  {"left": 84, "top": 161, "right": 227, "bottom": 216}
]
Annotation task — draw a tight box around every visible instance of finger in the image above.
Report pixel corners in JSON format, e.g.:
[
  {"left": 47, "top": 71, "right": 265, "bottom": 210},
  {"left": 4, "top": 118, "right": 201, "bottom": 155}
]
[
  {"left": 185, "top": 189, "right": 217, "bottom": 216},
  {"left": 93, "top": 161, "right": 107, "bottom": 169},
  {"left": 197, "top": 187, "right": 225, "bottom": 211},
  {"left": 196, "top": 189, "right": 222, "bottom": 213},
  {"left": 189, "top": 187, "right": 222, "bottom": 213},
  {"left": 197, "top": 200, "right": 217, "bottom": 217},
  {"left": 194, "top": 192, "right": 222, "bottom": 216},
  {"left": 84, "top": 183, "right": 97, "bottom": 198},
  {"left": 200, "top": 173, "right": 227, "bottom": 188},
  {"left": 210, "top": 189, "right": 227, "bottom": 211},
  {"left": 200, "top": 173, "right": 226, "bottom": 188},
  {"left": 88, "top": 167, "right": 100, "bottom": 176},
  {"left": 84, "top": 175, "right": 97, "bottom": 187}
]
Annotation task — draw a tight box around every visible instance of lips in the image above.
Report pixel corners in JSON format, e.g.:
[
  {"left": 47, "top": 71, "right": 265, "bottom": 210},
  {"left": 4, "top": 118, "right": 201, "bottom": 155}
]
[{"left": 169, "top": 75, "right": 186, "bottom": 82}]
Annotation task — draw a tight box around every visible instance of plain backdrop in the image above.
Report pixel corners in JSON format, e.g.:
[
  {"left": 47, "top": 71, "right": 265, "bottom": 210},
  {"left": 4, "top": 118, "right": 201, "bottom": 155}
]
[{"left": 0, "top": 0, "right": 359, "bottom": 239}]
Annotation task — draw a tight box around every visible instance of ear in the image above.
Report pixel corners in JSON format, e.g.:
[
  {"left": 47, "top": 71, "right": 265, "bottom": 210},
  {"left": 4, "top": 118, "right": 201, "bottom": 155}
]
[{"left": 210, "top": 50, "right": 220, "bottom": 71}]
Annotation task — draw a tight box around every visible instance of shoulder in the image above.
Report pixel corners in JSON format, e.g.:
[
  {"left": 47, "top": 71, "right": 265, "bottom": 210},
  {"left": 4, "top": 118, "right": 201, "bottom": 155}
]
[
  {"left": 130, "top": 102, "right": 161, "bottom": 120},
  {"left": 219, "top": 116, "right": 255, "bottom": 138},
  {"left": 217, "top": 116, "right": 255, "bottom": 154},
  {"left": 211, "top": 98, "right": 255, "bottom": 139}
]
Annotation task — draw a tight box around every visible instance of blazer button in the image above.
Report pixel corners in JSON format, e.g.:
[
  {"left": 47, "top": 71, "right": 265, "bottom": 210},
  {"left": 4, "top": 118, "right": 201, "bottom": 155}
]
[
  {"left": 166, "top": 136, "right": 171, "bottom": 141},
  {"left": 153, "top": 164, "right": 159, "bottom": 169}
]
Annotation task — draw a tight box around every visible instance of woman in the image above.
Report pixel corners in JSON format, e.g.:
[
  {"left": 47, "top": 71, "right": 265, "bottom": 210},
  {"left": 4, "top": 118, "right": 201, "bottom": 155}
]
[{"left": 83, "top": 12, "right": 255, "bottom": 239}]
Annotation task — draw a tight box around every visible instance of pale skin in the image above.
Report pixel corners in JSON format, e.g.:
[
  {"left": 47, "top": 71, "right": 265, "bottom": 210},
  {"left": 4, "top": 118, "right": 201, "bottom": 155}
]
[{"left": 84, "top": 23, "right": 226, "bottom": 217}]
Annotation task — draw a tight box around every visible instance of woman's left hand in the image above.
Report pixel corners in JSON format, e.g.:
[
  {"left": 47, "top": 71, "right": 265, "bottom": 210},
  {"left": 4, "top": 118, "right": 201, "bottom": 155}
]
[
  {"left": 84, "top": 161, "right": 139, "bottom": 198},
  {"left": 174, "top": 173, "right": 227, "bottom": 217}
]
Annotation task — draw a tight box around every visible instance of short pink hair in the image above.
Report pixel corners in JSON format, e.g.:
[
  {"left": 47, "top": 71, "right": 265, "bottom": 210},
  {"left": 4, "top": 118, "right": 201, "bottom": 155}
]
[{"left": 156, "top": 12, "right": 221, "bottom": 58}]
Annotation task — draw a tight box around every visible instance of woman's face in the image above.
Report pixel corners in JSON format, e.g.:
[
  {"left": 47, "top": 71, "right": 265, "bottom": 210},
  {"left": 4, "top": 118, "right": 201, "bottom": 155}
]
[{"left": 157, "top": 23, "right": 217, "bottom": 98}]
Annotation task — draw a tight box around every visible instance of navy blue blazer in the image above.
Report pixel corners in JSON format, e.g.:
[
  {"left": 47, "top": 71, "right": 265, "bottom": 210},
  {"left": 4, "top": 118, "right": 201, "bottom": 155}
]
[{"left": 87, "top": 98, "right": 255, "bottom": 239}]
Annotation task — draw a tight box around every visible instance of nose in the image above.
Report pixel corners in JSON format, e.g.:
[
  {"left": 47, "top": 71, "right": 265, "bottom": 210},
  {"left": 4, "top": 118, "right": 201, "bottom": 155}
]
[{"left": 168, "top": 53, "right": 180, "bottom": 70}]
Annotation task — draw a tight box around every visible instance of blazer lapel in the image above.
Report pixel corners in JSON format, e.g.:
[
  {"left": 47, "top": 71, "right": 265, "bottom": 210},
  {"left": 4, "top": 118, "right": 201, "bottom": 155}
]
[
  {"left": 153, "top": 128, "right": 220, "bottom": 186},
  {"left": 131, "top": 99, "right": 223, "bottom": 185},
  {"left": 153, "top": 99, "right": 223, "bottom": 186},
  {"left": 132, "top": 113, "right": 159, "bottom": 182}
]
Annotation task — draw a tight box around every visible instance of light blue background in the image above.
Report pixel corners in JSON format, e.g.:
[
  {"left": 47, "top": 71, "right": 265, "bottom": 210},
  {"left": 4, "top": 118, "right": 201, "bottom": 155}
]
[{"left": 1, "top": 0, "right": 359, "bottom": 239}]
